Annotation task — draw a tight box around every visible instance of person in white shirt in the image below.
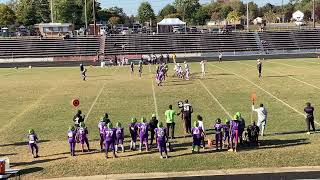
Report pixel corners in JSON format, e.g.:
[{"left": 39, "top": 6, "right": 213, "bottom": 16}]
[
  {"left": 200, "top": 60, "right": 206, "bottom": 78},
  {"left": 252, "top": 102, "right": 268, "bottom": 136},
  {"left": 218, "top": 53, "right": 222, "bottom": 63},
  {"left": 197, "top": 115, "right": 206, "bottom": 149},
  {"left": 184, "top": 61, "right": 190, "bottom": 80}
]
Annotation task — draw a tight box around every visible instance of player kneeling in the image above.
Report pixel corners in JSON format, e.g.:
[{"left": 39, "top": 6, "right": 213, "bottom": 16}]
[
  {"left": 155, "top": 122, "right": 168, "bottom": 159},
  {"left": 245, "top": 122, "right": 260, "bottom": 146}
]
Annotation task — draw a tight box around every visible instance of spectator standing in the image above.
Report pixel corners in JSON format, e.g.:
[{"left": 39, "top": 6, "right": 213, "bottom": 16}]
[
  {"left": 165, "top": 105, "right": 176, "bottom": 139},
  {"left": 304, "top": 102, "right": 316, "bottom": 134}
]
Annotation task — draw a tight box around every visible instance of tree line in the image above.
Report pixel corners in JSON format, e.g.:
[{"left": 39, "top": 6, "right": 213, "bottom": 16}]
[{"left": 0, "top": 0, "right": 319, "bottom": 28}]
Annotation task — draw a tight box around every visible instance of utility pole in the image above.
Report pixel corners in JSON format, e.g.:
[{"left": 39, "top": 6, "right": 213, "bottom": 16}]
[
  {"left": 313, "top": 0, "right": 316, "bottom": 28},
  {"left": 93, "top": 0, "right": 96, "bottom": 36},
  {"left": 85, "top": 0, "right": 88, "bottom": 30},
  {"left": 247, "top": 1, "right": 249, "bottom": 32},
  {"left": 50, "top": 0, "right": 54, "bottom": 23},
  {"left": 282, "top": 0, "right": 284, "bottom": 23}
]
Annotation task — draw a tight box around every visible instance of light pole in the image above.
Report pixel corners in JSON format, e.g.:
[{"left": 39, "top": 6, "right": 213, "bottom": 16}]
[
  {"left": 247, "top": 1, "right": 249, "bottom": 32},
  {"left": 93, "top": 0, "right": 96, "bottom": 36},
  {"left": 85, "top": 0, "right": 88, "bottom": 30},
  {"left": 50, "top": 0, "right": 54, "bottom": 23},
  {"left": 313, "top": 0, "right": 315, "bottom": 28}
]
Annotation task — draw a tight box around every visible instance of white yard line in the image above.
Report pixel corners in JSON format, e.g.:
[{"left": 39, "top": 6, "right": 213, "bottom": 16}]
[
  {"left": 209, "top": 63, "right": 320, "bottom": 126},
  {"left": 85, "top": 67, "right": 118, "bottom": 122},
  {"left": 268, "top": 61, "right": 317, "bottom": 71},
  {"left": 198, "top": 79, "right": 232, "bottom": 118},
  {"left": 2, "top": 69, "right": 27, "bottom": 77},
  {"left": 0, "top": 86, "right": 58, "bottom": 133},
  {"left": 149, "top": 65, "right": 159, "bottom": 119},
  {"left": 237, "top": 62, "right": 320, "bottom": 91}
]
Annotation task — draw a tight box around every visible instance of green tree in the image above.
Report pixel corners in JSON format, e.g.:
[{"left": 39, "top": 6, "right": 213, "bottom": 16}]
[
  {"left": 263, "top": 10, "right": 277, "bottom": 23},
  {"left": 192, "top": 6, "right": 210, "bottom": 25},
  {"left": 137, "top": 2, "right": 155, "bottom": 24},
  {"left": 226, "top": 10, "right": 240, "bottom": 26},
  {"left": 220, "top": 5, "right": 232, "bottom": 19},
  {"left": 248, "top": 1, "right": 259, "bottom": 20},
  {"left": 165, "top": 13, "right": 182, "bottom": 19},
  {"left": 16, "top": 0, "right": 38, "bottom": 26},
  {"left": 174, "top": 0, "right": 200, "bottom": 22},
  {"left": 108, "top": 16, "right": 120, "bottom": 26},
  {"left": 159, "top": 4, "right": 176, "bottom": 18},
  {"left": 55, "top": 0, "right": 82, "bottom": 24},
  {"left": 0, "top": 3, "right": 16, "bottom": 26}
]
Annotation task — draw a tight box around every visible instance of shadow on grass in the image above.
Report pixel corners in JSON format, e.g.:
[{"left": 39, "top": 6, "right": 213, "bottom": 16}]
[
  {"left": 0, "top": 140, "right": 50, "bottom": 147},
  {"left": 264, "top": 75, "right": 295, "bottom": 78},
  {"left": 0, "top": 153, "right": 17, "bottom": 156},
  {"left": 87, "top": 75, "right": 111, "bottom": 78},
  {"left": 20, "top": 167, "right": 44, "bottom": 175},
  {"left": 11, "top": 157, "right": 67, "bottom": 167},
  {"left": 165, "top": 82, "right": 193, "bottom": 87},
  {"left": 241, "top": 138, "right": 309, "bottom": 152},
  {"left": 269, "top": 130, "right": 308, "bottom": 136}
]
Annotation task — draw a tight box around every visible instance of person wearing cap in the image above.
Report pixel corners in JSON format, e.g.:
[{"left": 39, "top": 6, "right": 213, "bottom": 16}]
[
  {"left": 129, "top": 117, "right": 138, "bottom": 150},
  {"left": 78, "top": 122, "right": 90, "bottom": 152},
  {"left": 27, "top": 129, "right": 39, "bottom": 158},
  {"left": 165, "top": 105, "right": 177, "bottom": 139},
  {"left": 257, "top": 59, "right": 262, "bottom": 78},
  {"left": 155, "top": 122, "right": 168, "bottom": 159},
  {"left": 115, "top": 122, "right": 125, "bottom": 152},
  {"left": 103, "top": 122, "right": 117, "bottom": 159},
  {"left": 304, "top": 102, "right": 316, "bottom": 134},
  {"left": 73, "top": 110, "right": 85, "bottom": 127},
  {"left": 252, "top": 102, "right": 268, "bottom": 136},
  {"left": 98, "top": 117, "right": 106, "bottom": 151},
  {"left": 67, "top": 126, "right": 77, "bottom": 156},
  {"left": 138, "top": 117, "right": 149, "bottom": 152},
  {"left": 149, "top": 114, "right": 159, "bottom": 147}
]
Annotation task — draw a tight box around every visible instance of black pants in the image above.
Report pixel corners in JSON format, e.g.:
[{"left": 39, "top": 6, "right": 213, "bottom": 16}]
[
  {"left": 306, "top": 116, "right": 316, "bottom": 132},
  {"left": 166, "top": 123, "right": 175, "bottom": 139},
  {"left": 184, "top": 116, "right": 192, "bottom": 134},
  {"left": 150, "top": 128, "right": 155, "bottom": 145}
]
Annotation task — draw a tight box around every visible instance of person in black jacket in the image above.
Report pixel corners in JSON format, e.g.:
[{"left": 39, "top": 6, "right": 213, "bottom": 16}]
[
  {"left": 149, "top": 114, "right": 158, "bottom": 147},
  {"left": 304, "top": 102, "right": 316, "bottom": 134},
  {"left": 73, "top": 110, "right": 85, "bottom": 127}
]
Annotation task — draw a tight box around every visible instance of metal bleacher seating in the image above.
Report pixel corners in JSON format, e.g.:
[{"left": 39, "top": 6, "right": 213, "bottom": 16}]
[
  {"left": 0, "top": 37, "right": 100, "bottom": 58},
  {"left": 104, "top": 32, "right": 260, "bottom": 55}
]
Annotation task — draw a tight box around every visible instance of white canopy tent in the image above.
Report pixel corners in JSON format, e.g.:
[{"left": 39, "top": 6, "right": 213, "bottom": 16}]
[{"left": 157, "top": 18, "right": 187, "bottom": 33}]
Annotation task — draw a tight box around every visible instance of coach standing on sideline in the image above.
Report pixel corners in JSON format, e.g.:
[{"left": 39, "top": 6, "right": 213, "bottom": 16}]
[
  {"left": 180, "top": 99, "right": 193, "bottom": 135},
  {"left": 304, "top": 102, "right": 316, "bottom": 134},
  {"left": 252, "top": 102, "right": 267, "bottom": 136},
  {"left": 165, "top": 105, "right": 176, "bottom": 139}
]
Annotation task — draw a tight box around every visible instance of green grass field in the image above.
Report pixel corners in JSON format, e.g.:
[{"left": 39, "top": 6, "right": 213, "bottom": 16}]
[{"left": 1, "top": 58, "right": 320, "bottom": 179}]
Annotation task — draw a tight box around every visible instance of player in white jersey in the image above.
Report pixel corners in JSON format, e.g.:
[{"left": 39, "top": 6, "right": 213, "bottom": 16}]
[
  {"left": 200, "top": 60, "right": 206, "bottom": 78},
  {"left": 184, "top": 61, "right": 190, "bottom": 80}
]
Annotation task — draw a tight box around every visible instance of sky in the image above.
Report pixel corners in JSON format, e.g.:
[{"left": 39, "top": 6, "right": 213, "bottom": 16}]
[{"left": 0, "top": 0, "right": 289, "bottom": 16}]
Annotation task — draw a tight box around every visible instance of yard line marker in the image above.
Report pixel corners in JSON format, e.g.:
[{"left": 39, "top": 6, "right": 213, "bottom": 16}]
[
  {"left": 2, "top": 69, "right": 27, "bottom": 77},
  {"left": 208, "top": 63, "right": 320, "bottom": 126},
  {"left": 85, "top": 67, "right": 118, "bottom": 122},
  {"left": 0, "top": 86, "right": 58, "bottom": 133},
  {"left": 198, "top": 79, "right": 232, "bottom": 118},
  {"left": 149, "top": 65, "right": 159, "bottom": 119},
  {"left": 237, "top": 62, "right": 320, "bottom": 91}
]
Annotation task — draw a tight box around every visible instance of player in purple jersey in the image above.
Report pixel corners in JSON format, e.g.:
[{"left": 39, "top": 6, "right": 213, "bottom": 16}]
[
  {"left": 156, "top": 65, "right": 165, "bottom": 86},
  {"left": 104, "top": 122, "right": 117, "bottom": 159},
  {"left": 98, "top": 118, "right": 106, "bottom": 151},
  {"left": 67, "top": 126, "right": 77, "bottom": 156},
  {"left": 229, "top": 116, "right": 240, "bottom": 152},
  {"left": 223, "top": 119, "right": 230, "bottom": 148},
  {"left": 214, "top": 118, "right": 223, "bottom": 150},
  {"left": 78, "top": 122, "right": 90, "bottom": 152},
  {"left": 154, "top": 122, "right": 168, "bottom": 159},
  {"left": 129, "top": 117, "right": 138, "bottom": 150},
  {"left": 191, "top": 121, "right": 204, "bottom": 153},
  {"left": 115, "top": 122, "right": 125, "bottom": 153},
  {"left": 138, "top": 117, "right": 149, "bottom": 152},
  {"left": 27, "top": 129, "right": 39, "bottom": 158}
]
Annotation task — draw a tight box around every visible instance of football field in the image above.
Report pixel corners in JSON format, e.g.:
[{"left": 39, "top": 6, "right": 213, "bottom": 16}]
[{"left": 1, "top": 58, "right": 320, "bottom": 179}]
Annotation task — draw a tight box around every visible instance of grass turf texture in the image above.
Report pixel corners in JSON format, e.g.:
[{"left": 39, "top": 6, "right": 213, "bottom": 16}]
[{"left": 1, "top": 58, "right": 320, "bottom": 179}]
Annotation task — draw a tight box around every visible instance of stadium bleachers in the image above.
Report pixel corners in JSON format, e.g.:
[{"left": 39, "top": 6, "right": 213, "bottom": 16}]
[
  {"left": 0, "top": 29, "right": 320, "bottom": 59},
  {"left": 0, "top": 37, "right": 100, "bottom": 58}
]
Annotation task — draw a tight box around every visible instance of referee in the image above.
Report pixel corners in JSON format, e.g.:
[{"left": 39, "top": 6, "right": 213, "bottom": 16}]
[{"left": 80, "top": 63, "right": 86, "bottom": 81}]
